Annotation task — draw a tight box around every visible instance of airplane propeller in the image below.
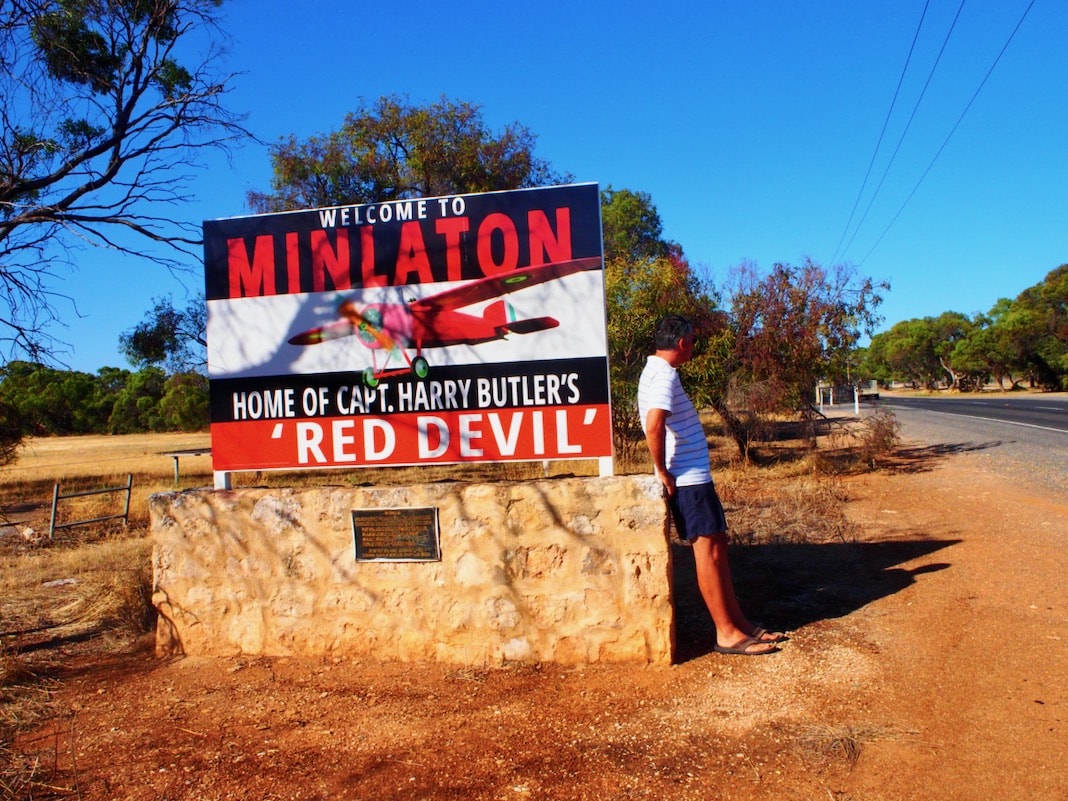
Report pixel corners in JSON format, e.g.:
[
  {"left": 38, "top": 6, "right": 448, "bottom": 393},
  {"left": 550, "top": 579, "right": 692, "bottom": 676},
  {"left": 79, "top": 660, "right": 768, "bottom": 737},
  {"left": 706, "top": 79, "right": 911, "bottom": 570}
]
[{"left": 338, "top": 299, "right": 399, "bottom": 351}]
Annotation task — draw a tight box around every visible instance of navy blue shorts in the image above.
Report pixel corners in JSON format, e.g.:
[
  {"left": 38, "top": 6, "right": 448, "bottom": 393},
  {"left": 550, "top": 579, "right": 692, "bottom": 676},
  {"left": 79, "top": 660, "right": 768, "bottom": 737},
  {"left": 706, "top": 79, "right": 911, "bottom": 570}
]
[{"left": 669, "top": 482, "right": 728, "bottom": 542}]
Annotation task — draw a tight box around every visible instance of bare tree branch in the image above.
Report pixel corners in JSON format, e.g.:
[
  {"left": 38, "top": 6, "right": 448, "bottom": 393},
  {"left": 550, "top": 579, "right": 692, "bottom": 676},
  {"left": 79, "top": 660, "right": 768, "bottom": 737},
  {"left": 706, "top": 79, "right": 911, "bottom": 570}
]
[{"left": 0, "top": 0, "right": 252, "bottom": 360}]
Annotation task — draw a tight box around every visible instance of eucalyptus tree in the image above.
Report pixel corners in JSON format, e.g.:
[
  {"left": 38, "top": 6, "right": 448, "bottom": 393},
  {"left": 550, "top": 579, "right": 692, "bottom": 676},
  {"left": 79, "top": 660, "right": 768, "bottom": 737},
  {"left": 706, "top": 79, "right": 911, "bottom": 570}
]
[
  {"left": 248, "top": 94, "right": 567, "bottom": 212},
  {"left": 1010, "top": 264, "right": 1068, "bottom": 389}
]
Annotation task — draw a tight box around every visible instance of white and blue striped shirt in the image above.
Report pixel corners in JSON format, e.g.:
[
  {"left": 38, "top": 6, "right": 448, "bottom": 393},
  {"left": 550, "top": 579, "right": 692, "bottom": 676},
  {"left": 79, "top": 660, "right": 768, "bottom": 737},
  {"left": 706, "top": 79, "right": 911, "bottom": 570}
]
[{"left": 637, "top": 355, "right": 711, "bottom": 487}]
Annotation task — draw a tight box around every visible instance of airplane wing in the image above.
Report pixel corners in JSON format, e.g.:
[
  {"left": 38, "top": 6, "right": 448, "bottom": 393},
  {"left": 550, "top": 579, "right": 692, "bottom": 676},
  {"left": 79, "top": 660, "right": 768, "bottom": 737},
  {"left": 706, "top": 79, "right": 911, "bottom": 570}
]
[{"left": 410, "top": 257, "right": 602, "bottom": 313}]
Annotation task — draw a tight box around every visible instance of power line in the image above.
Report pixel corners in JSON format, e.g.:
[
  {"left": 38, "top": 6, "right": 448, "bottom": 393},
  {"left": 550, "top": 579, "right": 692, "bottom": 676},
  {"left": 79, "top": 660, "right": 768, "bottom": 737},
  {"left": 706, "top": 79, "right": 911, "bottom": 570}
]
[
  {"left": 858, "top": 0, "right": 1038, "bottom": 266},
  {"left": 840, "top": 0, "right": 967, "bottom": 265},
  {"left": 829, "top": 0, "right": 931, "bottom": 267}
]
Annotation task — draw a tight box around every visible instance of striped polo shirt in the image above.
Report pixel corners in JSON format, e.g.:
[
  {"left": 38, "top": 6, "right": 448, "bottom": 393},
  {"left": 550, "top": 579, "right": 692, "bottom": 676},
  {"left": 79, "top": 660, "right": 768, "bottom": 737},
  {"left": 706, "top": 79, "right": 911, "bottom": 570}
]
[{"left": 637, "top": 355, "right": 711, "bottom": 487}]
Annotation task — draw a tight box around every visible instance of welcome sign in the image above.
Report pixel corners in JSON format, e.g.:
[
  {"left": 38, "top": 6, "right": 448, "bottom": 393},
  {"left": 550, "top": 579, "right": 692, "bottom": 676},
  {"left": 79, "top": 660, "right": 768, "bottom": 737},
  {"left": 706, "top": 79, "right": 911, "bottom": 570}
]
[{"left": 203, "top": 183, "right": 612, "bottom": 473}]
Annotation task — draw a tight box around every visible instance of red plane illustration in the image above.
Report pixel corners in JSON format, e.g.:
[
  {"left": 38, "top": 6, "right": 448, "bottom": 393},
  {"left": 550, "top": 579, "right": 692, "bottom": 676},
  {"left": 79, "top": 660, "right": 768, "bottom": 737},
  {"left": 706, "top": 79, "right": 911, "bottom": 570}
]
[{"left": 288, "top": 256, "right": 602, "bottom": 387}]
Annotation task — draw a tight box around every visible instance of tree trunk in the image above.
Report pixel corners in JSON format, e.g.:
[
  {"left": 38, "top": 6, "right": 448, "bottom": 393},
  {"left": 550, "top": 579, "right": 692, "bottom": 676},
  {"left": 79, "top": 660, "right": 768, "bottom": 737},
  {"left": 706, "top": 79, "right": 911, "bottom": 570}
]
[
  {"left": 712, "top": 401, "right": 751, "bottom": 462},
  {"left": 939, "top": 357, "right": 958, "bottom": 389}
]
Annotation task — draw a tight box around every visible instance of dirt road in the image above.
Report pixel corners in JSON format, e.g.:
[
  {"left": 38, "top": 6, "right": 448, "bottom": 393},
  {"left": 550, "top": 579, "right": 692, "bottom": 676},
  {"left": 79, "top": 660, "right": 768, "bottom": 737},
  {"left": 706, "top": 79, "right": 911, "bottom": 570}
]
[{"left": 16, "top": 451, "right": 1068, "bottom": 800}]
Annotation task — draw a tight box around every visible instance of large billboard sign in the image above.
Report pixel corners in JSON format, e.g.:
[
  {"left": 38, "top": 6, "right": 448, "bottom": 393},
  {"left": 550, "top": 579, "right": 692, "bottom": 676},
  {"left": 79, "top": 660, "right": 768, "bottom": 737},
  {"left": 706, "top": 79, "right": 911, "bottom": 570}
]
[{"left": 204, "top": 183, "right": 612, "bottom": 473}]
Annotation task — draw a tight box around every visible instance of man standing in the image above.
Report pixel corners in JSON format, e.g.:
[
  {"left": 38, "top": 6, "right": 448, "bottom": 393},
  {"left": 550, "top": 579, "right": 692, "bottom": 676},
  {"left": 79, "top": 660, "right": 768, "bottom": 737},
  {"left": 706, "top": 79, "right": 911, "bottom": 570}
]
[{"left": 638, "top": 314, "right": 785, "bottom": 655}]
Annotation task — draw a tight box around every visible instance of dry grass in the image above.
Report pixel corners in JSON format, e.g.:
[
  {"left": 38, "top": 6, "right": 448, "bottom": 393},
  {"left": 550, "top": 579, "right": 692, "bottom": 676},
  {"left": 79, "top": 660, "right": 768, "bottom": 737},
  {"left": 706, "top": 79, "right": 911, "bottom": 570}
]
[
  {"left": 1, "top": 436, "right": 176, "bottom": 797},
  {"left": 719, "top": 471, "right": 857, "bottom": 546},
  {"left": 0, "top": 537, "right": 155, "bottom": 637},
  {"left": 7, "top": 432, "right": 211, "bottom": 481}
]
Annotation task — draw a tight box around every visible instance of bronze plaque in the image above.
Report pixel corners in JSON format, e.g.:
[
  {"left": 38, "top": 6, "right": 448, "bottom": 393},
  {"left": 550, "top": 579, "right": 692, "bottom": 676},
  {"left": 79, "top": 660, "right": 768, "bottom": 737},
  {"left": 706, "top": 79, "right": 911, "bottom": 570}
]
[{"left": 352, "top": 507, "right": 440, "bottom": 562}]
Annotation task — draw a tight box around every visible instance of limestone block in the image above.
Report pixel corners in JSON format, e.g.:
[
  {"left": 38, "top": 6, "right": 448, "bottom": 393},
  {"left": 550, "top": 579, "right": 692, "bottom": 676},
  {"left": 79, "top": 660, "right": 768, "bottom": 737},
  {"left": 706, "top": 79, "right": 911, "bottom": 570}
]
[{"left": 150, "top": 475, "right": 674, "bottom": 665}]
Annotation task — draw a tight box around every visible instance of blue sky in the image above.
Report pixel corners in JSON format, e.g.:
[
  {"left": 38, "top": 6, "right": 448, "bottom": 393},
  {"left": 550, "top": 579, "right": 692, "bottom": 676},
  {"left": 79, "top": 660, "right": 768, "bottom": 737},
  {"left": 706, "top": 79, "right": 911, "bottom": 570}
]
[{"left": 54, "top": 0, "right": 1065, "bottom": 372}]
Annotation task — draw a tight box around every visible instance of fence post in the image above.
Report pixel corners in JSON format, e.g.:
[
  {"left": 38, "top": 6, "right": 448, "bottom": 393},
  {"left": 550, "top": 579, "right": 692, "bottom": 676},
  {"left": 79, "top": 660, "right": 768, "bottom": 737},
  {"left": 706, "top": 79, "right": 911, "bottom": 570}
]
[
  {"left": 122, "top": 473, "right": 133, "bottom": 526},
  {"left": 49, "top": 482, "right": 60, "bottom": 540}
]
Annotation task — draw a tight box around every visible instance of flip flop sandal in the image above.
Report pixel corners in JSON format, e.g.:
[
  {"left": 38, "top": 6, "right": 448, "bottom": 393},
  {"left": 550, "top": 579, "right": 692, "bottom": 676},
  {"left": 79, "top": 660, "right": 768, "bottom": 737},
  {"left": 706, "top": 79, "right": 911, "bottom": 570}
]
[{"left": 713, "top": 636, "right": 779, "bottom": 656}]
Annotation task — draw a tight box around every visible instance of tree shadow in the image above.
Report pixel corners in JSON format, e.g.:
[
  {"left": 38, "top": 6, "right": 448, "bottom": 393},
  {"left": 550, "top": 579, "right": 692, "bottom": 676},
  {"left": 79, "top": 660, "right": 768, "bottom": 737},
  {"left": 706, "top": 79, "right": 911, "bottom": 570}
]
[
  {"left": 671, "top": 537, "right": 960, "bottom": 663},
  {"left": 884, "top": 441, "right": 1005, "bottom": 475}
]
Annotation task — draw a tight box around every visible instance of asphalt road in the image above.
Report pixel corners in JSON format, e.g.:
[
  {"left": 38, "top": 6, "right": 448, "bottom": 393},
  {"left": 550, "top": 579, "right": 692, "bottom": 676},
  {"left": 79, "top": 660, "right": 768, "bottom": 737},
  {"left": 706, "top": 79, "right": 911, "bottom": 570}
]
[
  {"left": 844, "top": 393, "right": 1068, "bottom": 498},
  {"left": 880, "top": 393, "right": 1068, "bottom": 434}
]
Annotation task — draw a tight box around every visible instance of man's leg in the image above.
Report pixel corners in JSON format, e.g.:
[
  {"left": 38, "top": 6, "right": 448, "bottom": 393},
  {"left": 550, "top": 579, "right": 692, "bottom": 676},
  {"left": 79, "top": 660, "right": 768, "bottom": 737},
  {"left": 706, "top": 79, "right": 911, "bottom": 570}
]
[{"left": 691, "top": 534, "right": 774, "bottom": 654}]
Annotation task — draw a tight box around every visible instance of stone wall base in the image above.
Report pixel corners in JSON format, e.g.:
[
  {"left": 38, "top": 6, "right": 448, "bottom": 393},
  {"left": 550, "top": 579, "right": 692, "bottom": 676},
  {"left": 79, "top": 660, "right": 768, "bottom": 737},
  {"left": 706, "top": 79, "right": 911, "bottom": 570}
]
[{"left": 150, "top": 475, "right": 675, "bottom": 665}]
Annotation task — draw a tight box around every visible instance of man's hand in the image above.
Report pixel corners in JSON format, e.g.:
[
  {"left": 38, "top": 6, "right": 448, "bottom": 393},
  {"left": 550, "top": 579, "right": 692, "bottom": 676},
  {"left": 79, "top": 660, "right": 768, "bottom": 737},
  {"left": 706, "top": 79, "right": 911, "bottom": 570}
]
[{"left": 655, "top": 466, "right": 677, "bottom": 498}]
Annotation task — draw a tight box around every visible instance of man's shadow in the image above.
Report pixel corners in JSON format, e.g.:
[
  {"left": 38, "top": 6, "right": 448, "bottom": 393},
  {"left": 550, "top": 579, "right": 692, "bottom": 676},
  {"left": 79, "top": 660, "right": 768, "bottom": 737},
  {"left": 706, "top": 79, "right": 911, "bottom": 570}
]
[{"left": 670, "top": 538, "right": 958, "bottom": 662}]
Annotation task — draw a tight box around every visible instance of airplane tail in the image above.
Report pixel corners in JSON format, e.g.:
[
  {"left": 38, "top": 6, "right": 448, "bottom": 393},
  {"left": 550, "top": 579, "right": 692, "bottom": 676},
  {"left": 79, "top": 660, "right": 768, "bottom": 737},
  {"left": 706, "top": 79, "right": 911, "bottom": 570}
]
[
  {"left": 503, "top": 316, "right": 559, "bottom": 334},
  {"left": 483, "top": 300, "right": 559, "bottom": 335}
]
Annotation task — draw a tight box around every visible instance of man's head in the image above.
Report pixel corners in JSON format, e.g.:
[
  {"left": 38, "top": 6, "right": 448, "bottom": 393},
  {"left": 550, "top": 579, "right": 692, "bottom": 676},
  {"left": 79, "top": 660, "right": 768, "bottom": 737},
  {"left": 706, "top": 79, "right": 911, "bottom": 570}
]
[
  {"left": 654, "top": 314, "right": 694, "bottom": 365},
  {"left": 654, "top": 314, "right": 693, "bottom": 349}
]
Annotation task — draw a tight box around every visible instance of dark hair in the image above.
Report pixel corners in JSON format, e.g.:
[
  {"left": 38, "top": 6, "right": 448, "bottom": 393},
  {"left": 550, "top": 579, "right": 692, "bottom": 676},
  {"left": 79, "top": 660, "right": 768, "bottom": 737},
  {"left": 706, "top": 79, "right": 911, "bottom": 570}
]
[{"left": 654, "top": 314, "right": 693, "bottom": 350}]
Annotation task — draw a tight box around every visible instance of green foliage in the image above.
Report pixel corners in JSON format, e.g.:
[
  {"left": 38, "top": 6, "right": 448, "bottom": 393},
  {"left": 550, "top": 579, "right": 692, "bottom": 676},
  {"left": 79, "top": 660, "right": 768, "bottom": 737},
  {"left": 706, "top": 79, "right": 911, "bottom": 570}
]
[
  {"left": 30, "top": 5, "right": 122, "bottom": 93},
  {"left": 107, "top": 367, "right": 167, "bottom": 433},
  {"left": 865, "top": 318, "right": 946, "bottom": 389},
  {"left": 929, "top": 311, "right": 975, "bottom": 388},
  {"left": 159, "top": 372, "right": 210, "bottom": 430},
  {"left": 0, "top": 361, "right": 208, "bottom": 436},
  {"left": 0, "top": 361, "right": 108, "bottom": 434},
  {"left": 944, "top": 304, "right": 1031, "bottom": 391},
  {"left": 601, "top": 187, "right": 672, "bottom": 263},
  {"left": 606, "top": 255, "right": 724, "bottom": 457},
  {"left": 120, "top": 295, "right": 207, "bottom": 372},
  {"left": 248, "top": 95, "right": 569, "bottom": 212},
  {"left": 600, "top": 188, "right": 725, "bottom": 457},
  {"left": 153, "top": 58, "right": 194, "bottom": 100},
  {"left": 1012, "top": 264, "right": 1068, "bottom": 388}
]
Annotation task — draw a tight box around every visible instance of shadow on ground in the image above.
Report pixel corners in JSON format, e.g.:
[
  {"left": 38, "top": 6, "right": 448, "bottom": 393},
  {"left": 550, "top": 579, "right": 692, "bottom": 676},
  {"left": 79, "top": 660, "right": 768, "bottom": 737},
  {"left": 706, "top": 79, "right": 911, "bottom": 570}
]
[
  {"left": 883, "top": 441, "right": 1004, "bottom": 474},
  {"left": 670, "top": 536, "right": 961, "bottom": 663}
]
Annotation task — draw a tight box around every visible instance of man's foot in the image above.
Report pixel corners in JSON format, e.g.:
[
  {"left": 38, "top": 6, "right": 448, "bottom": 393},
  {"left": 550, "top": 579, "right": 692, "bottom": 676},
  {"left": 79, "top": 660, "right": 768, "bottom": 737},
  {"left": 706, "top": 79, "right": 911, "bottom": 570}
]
[
  {"left": 713, "top": 636, "right": 779, "bottom": 656},
  {"left": 751, "top": 626, "right": 788, "bottom": 643}
]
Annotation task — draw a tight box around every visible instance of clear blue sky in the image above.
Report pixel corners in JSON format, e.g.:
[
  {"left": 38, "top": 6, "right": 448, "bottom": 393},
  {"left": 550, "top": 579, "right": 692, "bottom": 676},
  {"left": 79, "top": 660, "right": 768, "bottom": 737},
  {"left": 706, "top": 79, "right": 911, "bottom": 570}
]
[{"left": 56, "top": 0, "right": 1065, "bottom": 373}]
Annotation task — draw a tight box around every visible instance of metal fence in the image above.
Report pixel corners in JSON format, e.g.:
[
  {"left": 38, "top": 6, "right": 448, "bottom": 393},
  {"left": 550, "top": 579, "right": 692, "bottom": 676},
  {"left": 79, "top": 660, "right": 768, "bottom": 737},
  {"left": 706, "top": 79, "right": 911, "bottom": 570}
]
[{"left": 48, "top": 473, "right": 133, "bottom": 539}]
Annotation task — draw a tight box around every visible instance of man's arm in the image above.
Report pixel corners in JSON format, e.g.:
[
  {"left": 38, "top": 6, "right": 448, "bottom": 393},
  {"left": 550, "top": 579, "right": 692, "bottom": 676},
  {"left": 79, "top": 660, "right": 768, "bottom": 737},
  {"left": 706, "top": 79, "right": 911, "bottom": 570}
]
[{"left": 644, "top": 407, "right": 676, "bottom": 498}]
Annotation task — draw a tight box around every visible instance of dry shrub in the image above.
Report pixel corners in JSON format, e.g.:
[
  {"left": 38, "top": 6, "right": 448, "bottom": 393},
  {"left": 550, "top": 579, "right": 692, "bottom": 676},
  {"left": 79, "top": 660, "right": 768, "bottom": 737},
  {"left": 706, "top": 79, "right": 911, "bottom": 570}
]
[
  {"left": 855, "top": 406, "right": 901, "bottom": 468},
  {"left": 793, "top": 723, "right": 909, "bottom": 766},
  {"left": 810, "top": 408, "right": 902, "bottom": 475}
]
